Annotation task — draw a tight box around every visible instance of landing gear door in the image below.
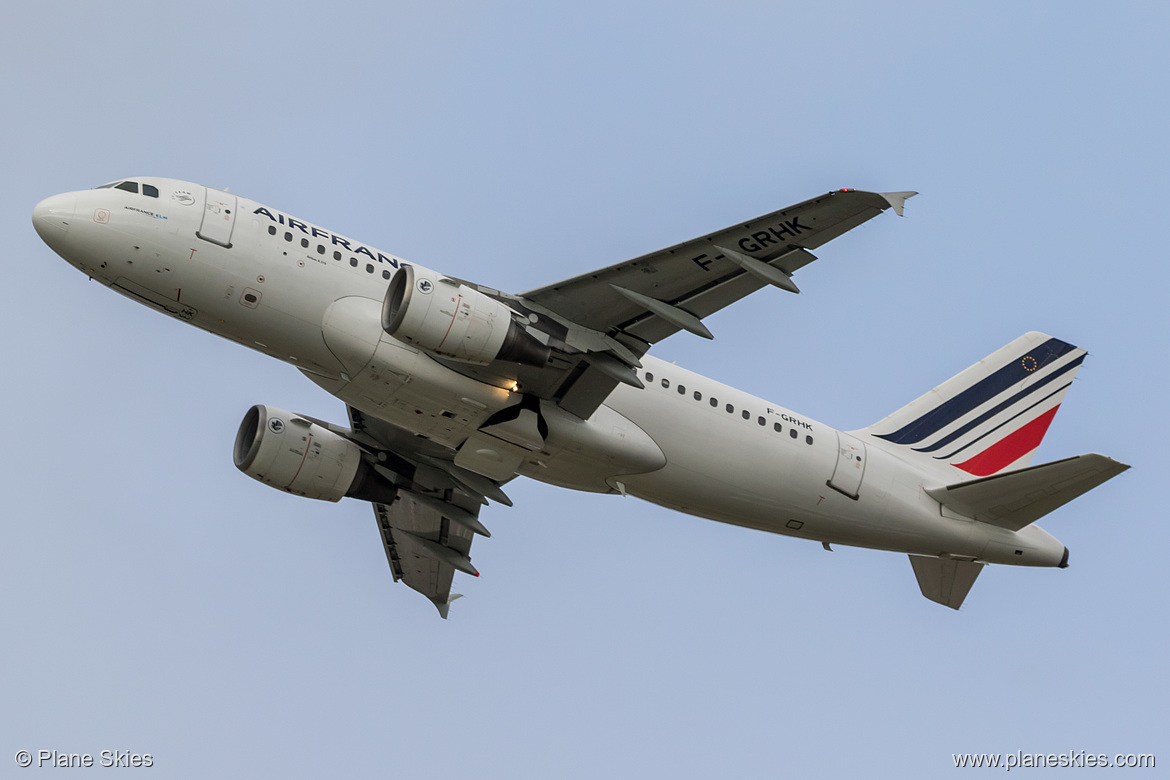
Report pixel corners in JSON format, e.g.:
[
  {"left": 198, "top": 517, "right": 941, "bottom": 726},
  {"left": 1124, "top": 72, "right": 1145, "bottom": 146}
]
[
  {"left": 196, "top": 187, "right": 237, "bottom": 248},
  {"left": 828, "top": 430, "right": 866, "bottom": 499}
]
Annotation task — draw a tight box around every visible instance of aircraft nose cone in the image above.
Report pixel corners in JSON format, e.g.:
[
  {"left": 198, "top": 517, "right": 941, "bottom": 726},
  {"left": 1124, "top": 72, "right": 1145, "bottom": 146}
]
[{"left": 32, "top": 193, "right": 77, "bottom": 249}]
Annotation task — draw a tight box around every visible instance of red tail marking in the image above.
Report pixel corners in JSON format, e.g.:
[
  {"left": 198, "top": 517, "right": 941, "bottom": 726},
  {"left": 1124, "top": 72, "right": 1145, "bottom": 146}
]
[{"left": 953, "top": 405, "right": 1061, "bottom": 477}]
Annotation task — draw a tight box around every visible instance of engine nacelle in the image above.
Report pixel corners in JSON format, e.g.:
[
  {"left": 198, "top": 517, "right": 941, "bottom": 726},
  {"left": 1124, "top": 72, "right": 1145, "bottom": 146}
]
[
  {"left": 382, "top": 265, "right": 550, "bottom": 367},
  {"left": 233, "top": 405, "right": 394, "bottom": 503}
]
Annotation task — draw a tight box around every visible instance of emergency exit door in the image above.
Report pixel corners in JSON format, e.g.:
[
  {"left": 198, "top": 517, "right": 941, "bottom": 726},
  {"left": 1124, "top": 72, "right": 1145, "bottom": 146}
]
[{"left": 828, "top": 430, "right": 867, "bottom": 499}]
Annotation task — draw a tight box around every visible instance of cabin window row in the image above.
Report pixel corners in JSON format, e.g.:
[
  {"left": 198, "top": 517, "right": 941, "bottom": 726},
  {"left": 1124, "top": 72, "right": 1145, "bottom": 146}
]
[
  {"left": 269, "top": 225, "right": 391, "bottom": 279},
  {"left": 643, "top": 371, "right": 814, "bottom": 445}
]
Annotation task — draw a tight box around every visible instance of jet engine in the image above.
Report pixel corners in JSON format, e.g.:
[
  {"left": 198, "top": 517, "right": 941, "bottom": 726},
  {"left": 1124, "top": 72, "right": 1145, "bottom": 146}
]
[
  {"left": 233, "top": 405, "right": 397, "bottom": 503},
  {"left": 382, "top": 265, "right": 550, "bottom": 367}
]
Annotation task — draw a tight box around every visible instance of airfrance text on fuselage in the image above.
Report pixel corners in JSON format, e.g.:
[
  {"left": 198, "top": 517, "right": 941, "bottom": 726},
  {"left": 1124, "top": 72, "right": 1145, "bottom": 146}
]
[{"left": 253, "top": 207, "right": 400, "bottom": 268}]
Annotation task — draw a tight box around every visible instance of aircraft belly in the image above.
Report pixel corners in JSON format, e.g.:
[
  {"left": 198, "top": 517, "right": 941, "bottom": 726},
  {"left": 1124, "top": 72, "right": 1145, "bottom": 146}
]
[
  {"left": 621, "top": 459, "right": 982, "bottom": 556},
  {"left": 305, "top": 334, "right": 517, "bottom": 450},
  {"left": 606, "top": 381, "right": 985, "bottom": 557},
  {"left": 519, "top": 403, "right": 667, "bottom": 493}
]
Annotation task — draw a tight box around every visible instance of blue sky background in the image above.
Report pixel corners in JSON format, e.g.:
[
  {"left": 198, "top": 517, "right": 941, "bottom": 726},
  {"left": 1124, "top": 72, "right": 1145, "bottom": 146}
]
[{"left": 2, "top": 2, "right": 1166, "bottom": 777}]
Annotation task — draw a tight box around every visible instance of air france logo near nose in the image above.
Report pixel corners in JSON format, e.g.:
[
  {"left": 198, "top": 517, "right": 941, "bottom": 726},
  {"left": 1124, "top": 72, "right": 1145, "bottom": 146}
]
[
  {"left": 268, "top": 418, "right": 285, "bottom": 433},
  {"left": 416, "top": 279, "right": 434, "bottom": 294}
]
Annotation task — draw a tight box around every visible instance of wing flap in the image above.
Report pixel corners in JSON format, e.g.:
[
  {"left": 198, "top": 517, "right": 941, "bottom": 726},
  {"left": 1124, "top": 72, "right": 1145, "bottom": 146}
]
[
  {"left": 349, "top": 405, "right": 498, "bottom": 618},
  {"left": 926, "top": 454, "right": 1130, "bottom": 531},
  {"left": 373, "top": 495, "right": 478, "bottom": 618}
]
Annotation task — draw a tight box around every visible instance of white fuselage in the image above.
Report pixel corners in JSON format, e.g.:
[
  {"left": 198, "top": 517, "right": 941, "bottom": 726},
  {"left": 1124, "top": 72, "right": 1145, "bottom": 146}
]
[{"left": 33, "top": 178, "right": 1066, "bottom": 569}]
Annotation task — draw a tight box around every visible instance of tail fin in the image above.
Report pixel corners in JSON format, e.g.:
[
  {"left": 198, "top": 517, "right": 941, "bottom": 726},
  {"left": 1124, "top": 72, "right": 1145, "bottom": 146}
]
[{"left": 861, "top": 332, "right": 1086, "bottom": 476}]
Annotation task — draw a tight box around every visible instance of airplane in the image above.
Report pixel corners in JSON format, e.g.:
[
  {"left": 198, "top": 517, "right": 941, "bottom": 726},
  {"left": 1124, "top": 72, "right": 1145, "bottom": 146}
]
[{"left": 32, "top": 178, "right": 1128, "bottom": 616}]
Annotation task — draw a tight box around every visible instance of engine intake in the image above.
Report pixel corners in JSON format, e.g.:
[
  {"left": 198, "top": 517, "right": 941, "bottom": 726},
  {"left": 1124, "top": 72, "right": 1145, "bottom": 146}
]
[
  {"left": 233, "top": 405, "right": 397, "bottom": 503},
  {"left": 382, "top": 265, "right": 550, "bottom": 367}
]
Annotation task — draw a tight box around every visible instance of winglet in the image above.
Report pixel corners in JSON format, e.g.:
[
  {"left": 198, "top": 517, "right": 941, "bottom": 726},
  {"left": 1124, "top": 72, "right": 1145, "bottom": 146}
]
[
  {"left": 880, "top": 191, "right": 918, "bottom": 217},
  {"left": 432, "top": 593, "right": 464, "bottom": 619}
]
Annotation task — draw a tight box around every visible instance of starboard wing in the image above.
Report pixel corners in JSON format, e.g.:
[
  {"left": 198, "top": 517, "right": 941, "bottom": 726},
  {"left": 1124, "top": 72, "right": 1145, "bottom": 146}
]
[
  {"left": 519, "top": 189, "right": 914, "bottom": 345},
  {"left": 493, "top": 189, "right": 913, "bottom": 418}
]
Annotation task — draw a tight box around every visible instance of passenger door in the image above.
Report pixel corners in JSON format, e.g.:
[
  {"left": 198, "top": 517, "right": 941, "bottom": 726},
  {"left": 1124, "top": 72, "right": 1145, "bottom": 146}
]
[{"left": 196, "top": 186, "right": 237, "bottom": 248}]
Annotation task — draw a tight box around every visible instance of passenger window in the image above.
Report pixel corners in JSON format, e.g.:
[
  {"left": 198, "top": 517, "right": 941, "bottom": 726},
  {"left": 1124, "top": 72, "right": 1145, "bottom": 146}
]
[
  {"left": 300, "top": 238, "right": 309, "bottom": 248},
  {"left": 645, "top": 372, "right": 654, "bottom": 382},
  {"left": 142, "top": 184, "right": 159, "bottom": 198},
  {"left": 366, "top": 264, "right": 374, "bottom": 273},
  {"left": 115, "top": 181, "right": 138, "bottom": 194},
  {"left": 383, "top": 270, "right": 391, "bottom": 279},
  {"left": 677, "top": 385, "right": 685, "bottom": 395},
  {"left": 268, "top": 226, "right": 277, "bottom": 236},
  {"left": 333, "top": 251, "right": 342, "bottom": 261},
  {"left": 742, "top": 410, "right": 750, "bottom": 420},
  {"left": 773, "top": 422, "right": 782, "bottom": 433},
  {"left": 350, "top": 258, "right": 358, "bottom": 267},
  {"left": 725, "top": 403, "right": 734, "bottom": 413},
  {"left": 806, "top": 435, "right": 814, "bottom": 445},
  {"left": 318, "top": 245, "right": 326, "bottom": 254},
  {"left": 661, "top": 378, "right": 670, "bottom": 388},
  {"left": 757, "top": 416, "right": 766, "bottom": 426},
  {"left": 284, "top": 232, "right": 292, "bottom": 242},
  {"left": 693, "top": 391, "right": 702, "bottom": 401},
  {"left": 789, "top": 429, "right": 798, "bottom": 439},
  {"left": 709, "top": 397, "right": 718, "bottom": 407}
]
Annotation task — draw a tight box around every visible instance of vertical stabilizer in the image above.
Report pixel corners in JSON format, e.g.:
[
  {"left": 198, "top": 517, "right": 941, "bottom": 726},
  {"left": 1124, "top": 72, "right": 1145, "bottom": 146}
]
[
  {"left": 909, "top": 556, "right": 984, "bottom": 609},
  {"left": 861, "top": 332, "right": 1086, "bottom": 476}
]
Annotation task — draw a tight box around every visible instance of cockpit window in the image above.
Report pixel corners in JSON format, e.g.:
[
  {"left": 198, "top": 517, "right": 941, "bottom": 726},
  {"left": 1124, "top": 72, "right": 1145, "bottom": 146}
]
[{"left": 97, "top": 180, "right": 156, "bottom": 197}]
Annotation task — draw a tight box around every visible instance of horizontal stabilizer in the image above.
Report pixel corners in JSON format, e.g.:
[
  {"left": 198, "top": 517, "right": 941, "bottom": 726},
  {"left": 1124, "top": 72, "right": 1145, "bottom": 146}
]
[
  {"left": 927, "top": 454, "right": 1129, "bottom": 532},
  {"left": 909, "top": 555, "right": 984, "bottom": 609}
]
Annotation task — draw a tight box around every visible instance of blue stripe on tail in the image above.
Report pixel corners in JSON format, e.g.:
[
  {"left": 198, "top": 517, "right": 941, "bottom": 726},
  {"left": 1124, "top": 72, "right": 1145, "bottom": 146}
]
[
  {"left": 875, "top": 338, "right": 1076, "bottom": 445},
  {"left": 911, "top": 355, "right": 1084, "bottom": 453}
]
